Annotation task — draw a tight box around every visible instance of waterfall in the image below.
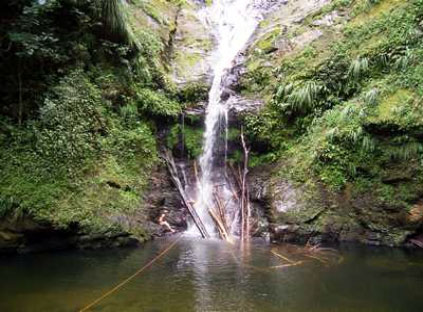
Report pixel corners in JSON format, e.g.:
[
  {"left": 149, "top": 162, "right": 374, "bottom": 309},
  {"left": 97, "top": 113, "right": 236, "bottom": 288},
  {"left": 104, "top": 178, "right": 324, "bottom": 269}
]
[{"left": 188, "top": 0, "right": 261, "bottom": 236}]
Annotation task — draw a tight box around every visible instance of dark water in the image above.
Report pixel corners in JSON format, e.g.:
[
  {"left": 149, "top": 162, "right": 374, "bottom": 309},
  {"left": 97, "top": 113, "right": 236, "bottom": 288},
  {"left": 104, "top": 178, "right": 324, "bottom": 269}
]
[{"left": 1, "top": 236, "right": 423, "bottom": 312}]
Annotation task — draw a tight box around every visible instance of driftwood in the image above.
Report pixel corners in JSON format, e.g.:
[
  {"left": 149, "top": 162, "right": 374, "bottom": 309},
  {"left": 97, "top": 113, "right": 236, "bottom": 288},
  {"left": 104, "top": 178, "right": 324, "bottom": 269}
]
[
  {"left": 163, "top": 125, "right": 252, "bottom": 243},
  {"left": 208, "top": 208, "right": 231, "bottom": 241},
  {"left": 214, "top": 191, "right": 228, "bottom": 232},
  {"left": 229, "top": 163, "right": 242, "bottom": 192},
  {"left": 193, "top": 160, "right": 231, "bottom": 242},
  {"left": 163, "top": 150, "right": 210, "bottom": 238}
]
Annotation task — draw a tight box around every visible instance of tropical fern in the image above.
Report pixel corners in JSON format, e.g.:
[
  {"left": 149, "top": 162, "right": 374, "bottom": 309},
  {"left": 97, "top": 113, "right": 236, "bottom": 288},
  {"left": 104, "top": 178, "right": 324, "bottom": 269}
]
[
  {"left": 275, "top": 83, "right": 294, "bottom": 100},
  {"left": 345, "top": 126, "right": 363, "bottom": 144},
  {"left": 326, "top": 127, "right": 338, "bottom": 142},
  {"left": 348, "top": 57, "right": 369, "bottom": 80},
  {"left": 387, "top": 141, "right": 423, "bottom": 160},
  {"left": 347, "top": 162, "right": 357, "bottom": 177},
  {"left": 340, "top": 103, "right": 356, "bottom": 120},
  {"left": 363, "top": 88, "right": 379, "bottom": 106},
  {"left": 98, "top": 0, "right": 139, "bottom": 48},
  {"left": 375, "top": 52, "right": 389, "bottom": 69},
  {"left": 286, "top": 81, "right": 325, "bottom": 112},
  {"left": 136, "top": 88, "right": 181, "bottom": 118},
  {"left": 361, "top": 135, "right": 375, "bottom": 152},
  {"left": 392, "top": 50, "right": 415, "bottom": 71},
  {"left": 120, "top": 103, "right": 139, "bottom": 126}
]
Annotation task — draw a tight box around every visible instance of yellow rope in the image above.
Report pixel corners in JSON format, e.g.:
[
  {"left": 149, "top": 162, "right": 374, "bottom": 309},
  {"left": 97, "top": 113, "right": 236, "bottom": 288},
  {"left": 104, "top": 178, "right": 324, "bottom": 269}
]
[
  {"left": 270, "top": 249, "right": 296, "bottom": 264},
  {"left": 79, "top": 236, "right": 341, "bottom": 311},
  {"left": 79, "top": 234, "right": 182, "bottom": 312}
]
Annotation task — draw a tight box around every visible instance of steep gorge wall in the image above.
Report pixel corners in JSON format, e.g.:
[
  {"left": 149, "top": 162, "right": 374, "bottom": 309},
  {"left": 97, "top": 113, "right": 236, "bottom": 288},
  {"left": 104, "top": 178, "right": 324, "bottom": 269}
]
[
  {"left": 238, "top": 0, "right": 423, "bottom": 247},
  {"left": 2, "top": 0, "right": 422, "bottom": 253},
  {"left": 148, "top": 0, "right": 423, "bottom": 248}
]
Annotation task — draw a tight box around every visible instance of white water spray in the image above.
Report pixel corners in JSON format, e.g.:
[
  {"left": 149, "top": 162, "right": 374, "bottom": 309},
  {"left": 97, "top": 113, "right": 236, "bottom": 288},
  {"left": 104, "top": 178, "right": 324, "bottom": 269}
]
[{"left": 189, "top": 0, "right": 262, "bottom": 236}]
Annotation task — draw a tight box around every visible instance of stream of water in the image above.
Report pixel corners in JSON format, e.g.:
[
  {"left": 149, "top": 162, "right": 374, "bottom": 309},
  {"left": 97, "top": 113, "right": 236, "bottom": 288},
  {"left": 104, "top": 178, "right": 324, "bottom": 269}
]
[
  {"left": 190, "top": 0, "right": 262, "bottom": 236},
  {"left": 1, "top": 237, "right": 423, "bottom": 312}
]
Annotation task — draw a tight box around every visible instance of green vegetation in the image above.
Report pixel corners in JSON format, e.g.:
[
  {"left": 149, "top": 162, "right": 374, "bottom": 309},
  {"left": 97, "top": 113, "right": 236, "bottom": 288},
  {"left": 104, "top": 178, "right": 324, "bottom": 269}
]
[
  {"left": 243, "top": 0, "right": 423, "bottom": 207},
  {"left": 0, "top": 0, "right": 183, "bottom": 234},
  {"left": 1, "top": 0, "right": 422, "bottom": 247},
  {"left": 167, "top": 122, "right": 203, "bottom": 159}
]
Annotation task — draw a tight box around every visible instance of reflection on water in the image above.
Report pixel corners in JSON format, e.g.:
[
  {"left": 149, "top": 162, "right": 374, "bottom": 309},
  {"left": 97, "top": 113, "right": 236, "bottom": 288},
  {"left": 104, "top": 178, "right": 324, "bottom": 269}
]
[{"left": 1, "top": 237, "right": 423, "bottom": 312}]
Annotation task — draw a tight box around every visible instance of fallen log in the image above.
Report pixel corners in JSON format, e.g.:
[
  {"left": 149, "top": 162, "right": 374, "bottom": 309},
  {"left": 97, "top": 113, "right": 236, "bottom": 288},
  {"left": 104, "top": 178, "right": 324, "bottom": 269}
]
[
  {"left": 208, "top": 208, "right": 229, "bottom": 240},
  {"left": 214, "top": 191, "right": 229, "bottom": 233},
  {"left": 162, "top": 150, "right": 210, "bottom": 238}
]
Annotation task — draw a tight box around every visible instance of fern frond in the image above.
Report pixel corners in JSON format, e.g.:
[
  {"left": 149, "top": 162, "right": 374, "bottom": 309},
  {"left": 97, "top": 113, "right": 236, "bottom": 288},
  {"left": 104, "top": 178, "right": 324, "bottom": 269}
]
[
  {"left": 364, "top": 88, "right": 379, "bottom": 106},
  {"left": 276, "top": 83, "right": 294, "bottom": 100},
  {"left": 98, "top": 0, "right": 138, "bottom": 48},
  {"left": 287, "top": 81, "right": 324, "bottom": 112},
  {"left": 341, "top": 104, "right": 356, "bottom": 119},
  {"left": 393, "top": 50, "right": 415, "bottom": 71},
  {"left": 348, "top": 57, "right": 369, "bottom": 80},
  {"left": 361, "top": 135, "right": 375, "bottom": 152},
  {"left": 326, "top": 127, "right": 339, "bottom": 142}
]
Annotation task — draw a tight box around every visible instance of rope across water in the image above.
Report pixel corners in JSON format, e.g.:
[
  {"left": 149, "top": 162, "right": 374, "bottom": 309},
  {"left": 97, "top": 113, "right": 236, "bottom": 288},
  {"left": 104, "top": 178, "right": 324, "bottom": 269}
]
[
  {"left": 78, "top": 234, "right": 183, "bottom": 312},
  {"left": 78, "top": 235, "right": 341, "bottom": 311}
]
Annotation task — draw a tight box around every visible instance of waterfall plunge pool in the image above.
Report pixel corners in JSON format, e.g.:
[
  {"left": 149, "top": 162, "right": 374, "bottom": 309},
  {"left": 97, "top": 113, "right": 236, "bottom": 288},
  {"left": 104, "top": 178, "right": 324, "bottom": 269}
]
[{"left": 1, "top": 237, "right": 423, "bottom": 312}]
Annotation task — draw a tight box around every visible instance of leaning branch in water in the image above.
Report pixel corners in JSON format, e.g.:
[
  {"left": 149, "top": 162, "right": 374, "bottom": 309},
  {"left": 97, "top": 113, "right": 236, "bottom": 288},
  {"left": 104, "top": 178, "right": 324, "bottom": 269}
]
[
  {"left": 162, "top": 150, "right": 210, "bottom": 238},
  {"left": 214, "top": 190, "right": 229, "bottom": 232},
  {"left": 208, "top": 207, "right": 231, "bottom": 242},
  {"left": 193, "top": 159, "right": 230, "bottom": 242}
]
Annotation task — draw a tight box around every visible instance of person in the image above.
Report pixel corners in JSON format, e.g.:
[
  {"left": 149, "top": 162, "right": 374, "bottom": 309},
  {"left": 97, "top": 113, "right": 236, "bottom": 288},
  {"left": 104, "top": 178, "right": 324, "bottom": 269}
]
[{"left": 158, "top": 210, "right": 175, "bottom": 233}]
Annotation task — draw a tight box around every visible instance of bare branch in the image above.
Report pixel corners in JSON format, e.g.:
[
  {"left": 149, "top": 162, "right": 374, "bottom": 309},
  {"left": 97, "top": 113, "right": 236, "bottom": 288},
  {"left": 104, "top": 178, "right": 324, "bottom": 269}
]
[{"left": 163, "top": 150, "right": 210, "bottom": 238}]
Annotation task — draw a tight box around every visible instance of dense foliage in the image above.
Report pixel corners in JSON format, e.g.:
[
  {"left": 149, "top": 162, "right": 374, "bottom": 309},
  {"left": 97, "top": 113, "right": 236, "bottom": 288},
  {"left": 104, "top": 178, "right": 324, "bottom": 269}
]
[
  {"left": 242, "top": 0, "right": 423, "bottom": 208},
  {"left": 0, "top": 0, "right": 182, "bottom": 233}
]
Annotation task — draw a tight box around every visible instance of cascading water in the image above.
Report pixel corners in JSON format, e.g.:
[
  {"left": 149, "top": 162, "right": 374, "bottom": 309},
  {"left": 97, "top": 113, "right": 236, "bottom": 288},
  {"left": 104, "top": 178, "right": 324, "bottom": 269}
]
[{"left": 188, "top": 0, "right": 262, "bottom": 236}]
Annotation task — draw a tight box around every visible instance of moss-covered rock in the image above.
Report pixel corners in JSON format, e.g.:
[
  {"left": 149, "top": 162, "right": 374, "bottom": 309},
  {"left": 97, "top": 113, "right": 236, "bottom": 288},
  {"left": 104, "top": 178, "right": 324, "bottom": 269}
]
[
  {"left": 241, "top": 0, "right": 423, "bottom": 247},
  {"left": 169, "top": 1, "right": 214, "bottom": 85}
]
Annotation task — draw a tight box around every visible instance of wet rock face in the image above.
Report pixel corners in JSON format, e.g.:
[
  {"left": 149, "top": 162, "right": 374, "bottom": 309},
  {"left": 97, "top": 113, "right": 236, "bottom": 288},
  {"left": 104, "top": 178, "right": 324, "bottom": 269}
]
[
  {"left": 251, "top": 0, "right": 331, "bottom": 48},
  {"left": 246, "top": 161, "right": 423, "bottom": 248},
  {"left": 271, "top": 181, "right": 301, "bottom": 213},
  {"left": 263, "top": 175, "right": 422, "bottom": 247},
  {"left": 144, "top": 164, "right": 189, "bottom": 236},
  {"left": 209, "top": 0, "right": 334, "bottom": 119},
  {"left": 170, "top": 1, "right": 214, "bottom": 86},
  {"left": 248, "top": 166, "right": 273, "bottom": 238},
  {"left": 169, "top": 0, "right": 290, "bottom": 87},
  {"left": 0, "top": 216, "right": 62, "bottom": 254},
  {"left": 227, "top": 96, "right": 264, "bottom": 117},
  {"left": 249, "top": 166, "right": 272, "bottom": 204},
  {"left": 252, "top": 0, "right": 289, "bottom": 15}
]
